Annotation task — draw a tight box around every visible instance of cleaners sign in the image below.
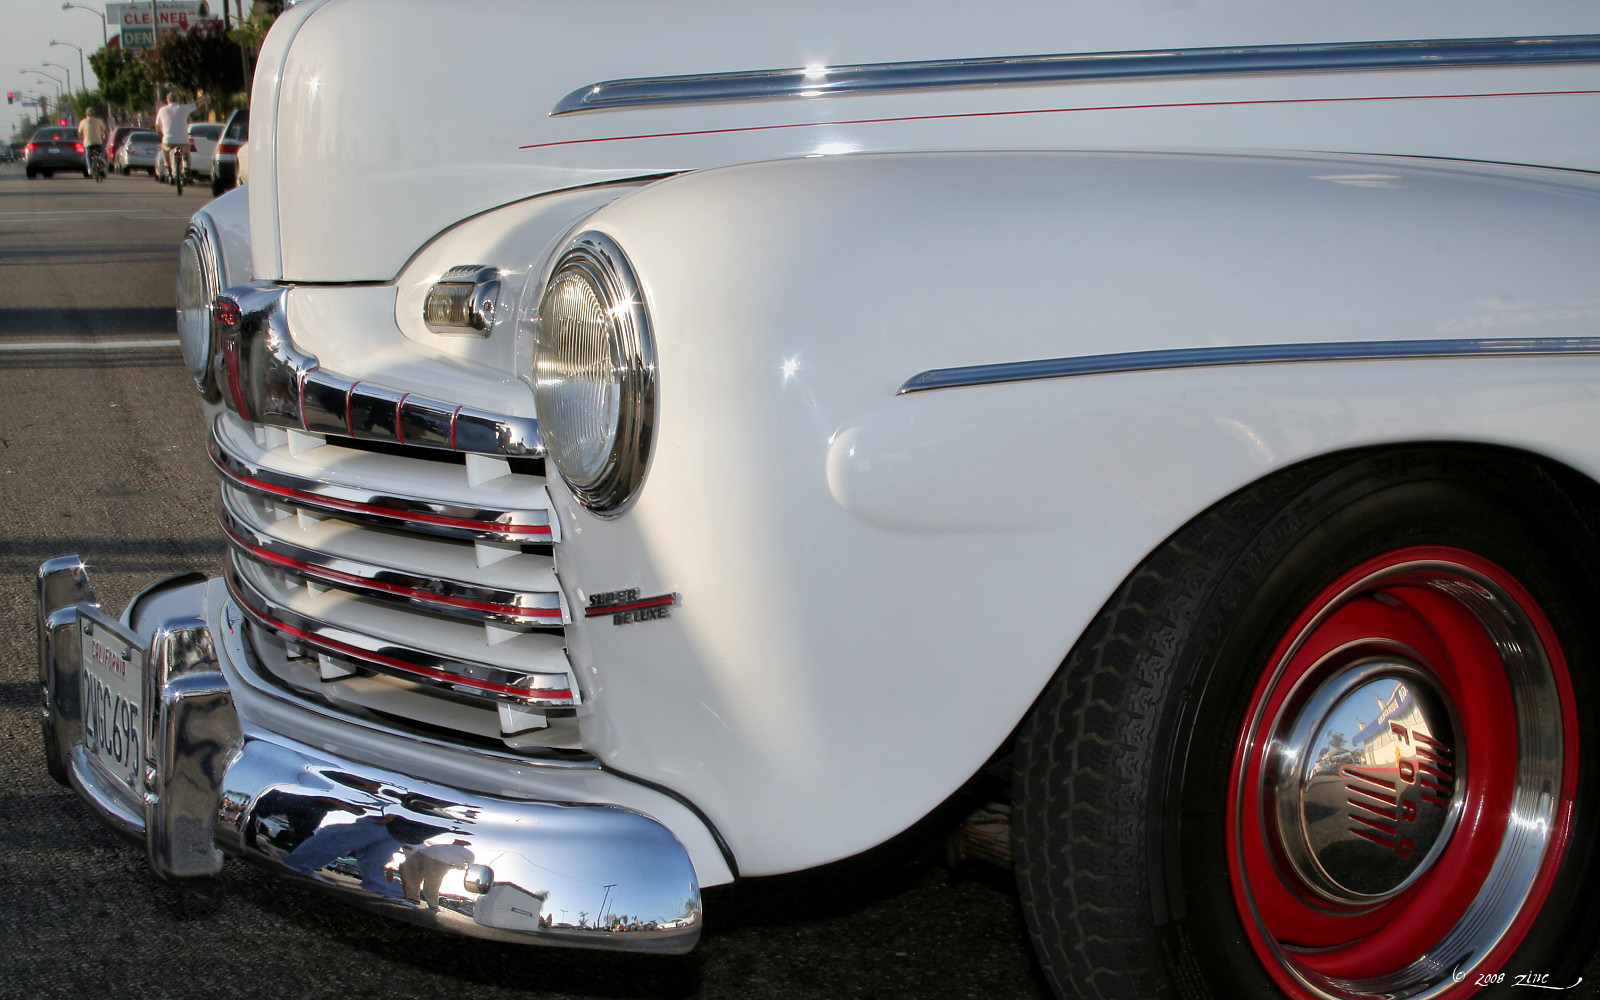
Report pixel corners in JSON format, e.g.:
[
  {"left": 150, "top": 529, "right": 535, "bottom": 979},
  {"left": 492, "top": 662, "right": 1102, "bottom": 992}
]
[{"left": 108, "top": 3, "right": 221, "bottom": 51}]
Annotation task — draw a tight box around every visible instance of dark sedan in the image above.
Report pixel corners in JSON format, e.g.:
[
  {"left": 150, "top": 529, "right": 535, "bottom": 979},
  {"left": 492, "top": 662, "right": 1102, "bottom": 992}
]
[{"left": 24, "top": 126, "right": 88, "bottom": 179}]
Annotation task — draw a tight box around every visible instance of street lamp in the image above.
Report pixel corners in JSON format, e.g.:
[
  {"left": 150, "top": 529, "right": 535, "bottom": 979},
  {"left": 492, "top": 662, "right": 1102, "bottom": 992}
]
[
  {"left": 43, "top": 61, "right": 74, "bottom": 98},
  {"left": 23, "top": 68, "right": 64, "bottom": 98},
  {"left": 50, "top": 41, "right": 86, "bottom": 99},
  {"left": 62, "top": 3, "right": 109, "bottom": 47}
]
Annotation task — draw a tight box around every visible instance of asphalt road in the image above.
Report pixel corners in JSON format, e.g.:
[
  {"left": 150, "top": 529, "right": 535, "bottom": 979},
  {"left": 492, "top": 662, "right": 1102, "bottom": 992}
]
[{"left": 0, "top": 164, "right": 1051, "bottom": 1000}]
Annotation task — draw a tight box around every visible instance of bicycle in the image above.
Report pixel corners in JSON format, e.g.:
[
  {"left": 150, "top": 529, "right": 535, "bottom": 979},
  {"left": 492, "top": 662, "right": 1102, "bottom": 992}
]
[
  {"left": 159, "top": 143, "right": 189, "bottom": 195},
  {"left": 87, "top": 146, "right": 106, "bottom": 183}
]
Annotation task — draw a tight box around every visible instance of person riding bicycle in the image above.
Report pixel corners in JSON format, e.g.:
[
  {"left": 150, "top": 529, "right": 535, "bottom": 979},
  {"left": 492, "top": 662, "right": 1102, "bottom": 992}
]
[
  {"left": 77, "top": 106, "right": 107, "bottom": 171},
  {"left": 155, "top": 90, "right": 207, "bottom": 183}
]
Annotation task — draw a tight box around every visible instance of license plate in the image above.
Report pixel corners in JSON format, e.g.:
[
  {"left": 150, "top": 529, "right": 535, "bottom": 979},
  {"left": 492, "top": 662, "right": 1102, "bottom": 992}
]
[
  {"left": 80, "top": 614, "right": 144, "bottom": 796},
  {"left": 49, "top": 147, "right": 62, "bottom": 154}
]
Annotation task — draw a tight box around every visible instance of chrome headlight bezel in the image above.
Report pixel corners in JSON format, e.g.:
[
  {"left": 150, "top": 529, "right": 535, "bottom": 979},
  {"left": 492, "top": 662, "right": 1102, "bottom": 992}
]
[
  {"left": 532, "top": 231, "right": 656, "bottom": 517},
  {"left": 177, "top": 214, "right": 224, "bottom": 402}
]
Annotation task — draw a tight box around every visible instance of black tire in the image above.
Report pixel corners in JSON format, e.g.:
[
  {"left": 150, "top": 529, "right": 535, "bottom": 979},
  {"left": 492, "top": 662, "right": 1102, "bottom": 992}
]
[
  {"left": 1013, "top": 446, "right": 1599, "bottom": 1000},
  {"left": 26, "top": 168, "right": 36, "bottom": 179},
  {"left": 43, "top": 169, "right": 52, "bottom": 178},
  {"left": 211, "top": 174, "right": 227, "bottom": 198}
]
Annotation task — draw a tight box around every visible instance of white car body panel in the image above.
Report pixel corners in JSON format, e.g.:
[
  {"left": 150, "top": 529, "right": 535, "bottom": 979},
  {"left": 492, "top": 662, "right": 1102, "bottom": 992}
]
[
  {"left": 254, "top": 0, "right": 1600, "bottom": 281},
  {"left": 532, "top": 150, "right": 1600, "bottom": 871}
]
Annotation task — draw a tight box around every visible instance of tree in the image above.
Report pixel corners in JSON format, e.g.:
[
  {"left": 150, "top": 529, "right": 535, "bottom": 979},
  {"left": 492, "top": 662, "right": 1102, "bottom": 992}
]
[
  {"left": 144, "top": 22, "right": 246, "bottom": 99},
  {"left": 228, "top": 6, "right": 284, "bottom": 88},
  {"left": 89, "top": 46, "right": 152, "bottom": 116}
]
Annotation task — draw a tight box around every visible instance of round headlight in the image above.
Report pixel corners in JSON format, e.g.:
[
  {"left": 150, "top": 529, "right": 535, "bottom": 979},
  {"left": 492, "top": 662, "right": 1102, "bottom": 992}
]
[
  {"left": 177, "top": 216, "right": 223, "bottom": 401},
  {"left": 533, "top": 231, "right": 655, "bottom": 516}
]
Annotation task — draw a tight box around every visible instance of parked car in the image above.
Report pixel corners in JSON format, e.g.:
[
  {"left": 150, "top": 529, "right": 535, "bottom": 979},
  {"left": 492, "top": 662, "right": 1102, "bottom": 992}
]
[
  {"left": 23, "top": 125, "right": 86, "bottom": 178},
  {"left": 38, "top": 3, "right": 1600, "bottom": 999},
  {"left": 187, "top": 122, "right": 224, "bottom": 179},
  {"left": 114, "top": 129, "right": 159, "bottom": 175},
  {"left": 104, "top": 124, "right": 141, "bottom": 170},
  {"left": 210, "top": 107, "right": 247, "bottom": 196}
]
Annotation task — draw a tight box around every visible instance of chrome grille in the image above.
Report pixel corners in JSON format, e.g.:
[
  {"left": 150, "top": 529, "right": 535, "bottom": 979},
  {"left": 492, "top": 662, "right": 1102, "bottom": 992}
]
[{"left": 212, "top": 411, "right": 581, "bottom": 752}]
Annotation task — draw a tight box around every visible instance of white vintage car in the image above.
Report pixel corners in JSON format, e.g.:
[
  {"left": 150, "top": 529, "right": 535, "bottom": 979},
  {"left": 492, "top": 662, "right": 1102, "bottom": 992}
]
[{"left": 36, "top": 1, "right": 1600, "bottom": 997}]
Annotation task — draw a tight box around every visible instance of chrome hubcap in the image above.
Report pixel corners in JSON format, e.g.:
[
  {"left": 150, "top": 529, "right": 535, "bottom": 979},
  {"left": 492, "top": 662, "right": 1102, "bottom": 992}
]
[
  {"left": 1230, "top": 551, "right": 1576, "bottom": 1000},
  {"left": 1270, "top": 660, "right": 1462, "bottom": 904}
]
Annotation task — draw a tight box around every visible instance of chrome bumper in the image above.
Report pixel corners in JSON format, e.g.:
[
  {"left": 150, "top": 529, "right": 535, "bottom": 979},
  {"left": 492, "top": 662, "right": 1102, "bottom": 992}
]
[{"left": 37, "top": 556, "right": 702, "bottom": 953}]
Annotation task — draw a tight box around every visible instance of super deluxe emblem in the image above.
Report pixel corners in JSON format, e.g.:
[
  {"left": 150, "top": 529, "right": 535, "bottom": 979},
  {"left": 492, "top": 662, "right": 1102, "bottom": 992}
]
[{"left": 584, "top": 588, "right": 678, "bottom": 626}]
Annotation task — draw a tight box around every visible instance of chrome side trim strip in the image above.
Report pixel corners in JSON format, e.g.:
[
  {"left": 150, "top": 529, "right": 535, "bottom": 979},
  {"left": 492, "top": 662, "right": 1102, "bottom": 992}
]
[
  {"left": 215, "top": 282, "right": 543, "bottom": 458},
  {"left": 897, "top": 337, "right": 1600, "bottom": 394},
  {"left": 219, "top": 496, "right": 567, "bottom": 627},
  {"left": 552, "top": 35, "right": 1600, "bottom": 115},
  {"left": 225, "top": 565, "right": 578, "bottom": 708},
  {"left": 210, "top": 433, "right": 555, "bottom": 543}
]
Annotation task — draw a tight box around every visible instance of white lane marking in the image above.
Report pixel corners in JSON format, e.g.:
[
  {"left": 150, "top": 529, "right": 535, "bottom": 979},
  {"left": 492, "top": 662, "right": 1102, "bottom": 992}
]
[
  {"left": 0, "top": 210, "right": 195, "bottom": 219},
  {"left": 0, "top": 339, "right": 180, "bottom": 352}
]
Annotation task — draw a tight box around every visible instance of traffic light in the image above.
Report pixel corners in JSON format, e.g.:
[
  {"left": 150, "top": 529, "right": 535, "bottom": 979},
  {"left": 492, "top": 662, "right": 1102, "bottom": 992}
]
[{"left": 6, "top": 92, "right": 13, "bottom": 105}]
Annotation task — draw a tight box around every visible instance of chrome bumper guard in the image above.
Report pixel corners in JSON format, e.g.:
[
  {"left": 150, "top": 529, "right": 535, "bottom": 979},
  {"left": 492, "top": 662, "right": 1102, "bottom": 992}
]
[{"left": 37, "top": 556, "right": 703, "bottom": 953}]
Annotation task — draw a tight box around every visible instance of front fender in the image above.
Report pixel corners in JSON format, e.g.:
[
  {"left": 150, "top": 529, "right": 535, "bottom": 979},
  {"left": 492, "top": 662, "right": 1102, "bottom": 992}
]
[{"left": 550, "top": 150, "right": 1600, "bottom": 875}]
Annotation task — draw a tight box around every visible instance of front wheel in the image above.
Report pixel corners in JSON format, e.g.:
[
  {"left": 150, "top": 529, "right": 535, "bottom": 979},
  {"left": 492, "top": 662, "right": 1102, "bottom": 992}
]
[{"left": 1014, "top": 448, "right": 1598, "bottom": 999}]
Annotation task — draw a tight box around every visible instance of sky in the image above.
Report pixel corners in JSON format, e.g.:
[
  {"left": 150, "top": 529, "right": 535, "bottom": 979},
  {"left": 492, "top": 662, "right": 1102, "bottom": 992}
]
[{"left": 3, "top": 0, "right": 111, "bottom": 133}]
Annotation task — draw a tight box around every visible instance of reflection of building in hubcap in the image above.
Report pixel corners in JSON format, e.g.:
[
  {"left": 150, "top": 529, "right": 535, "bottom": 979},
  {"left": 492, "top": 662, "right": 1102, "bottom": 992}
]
[{"left": 1270, "top": 660, "right": 1462, "bottom": 904}]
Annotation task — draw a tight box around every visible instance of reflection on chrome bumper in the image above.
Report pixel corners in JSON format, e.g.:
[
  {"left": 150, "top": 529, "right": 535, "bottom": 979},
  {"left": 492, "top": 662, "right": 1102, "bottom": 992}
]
[{"left": 37, "top": 557, "right": 702, "bottom": 953}]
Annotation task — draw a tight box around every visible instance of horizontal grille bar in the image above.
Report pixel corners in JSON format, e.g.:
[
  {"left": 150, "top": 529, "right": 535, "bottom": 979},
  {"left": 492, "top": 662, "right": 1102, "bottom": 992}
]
[
  {"left": 211, "top": 434, "right": 554, "bottom": 543},
  {"left": 219, "top": 497, "right": 565, "bottom": 626},
  {"left": 215, "top": 282, "right": 543, "bottom": 458},
  {"left": 226, "top": 565, "right": 577, "bottom": 707}
]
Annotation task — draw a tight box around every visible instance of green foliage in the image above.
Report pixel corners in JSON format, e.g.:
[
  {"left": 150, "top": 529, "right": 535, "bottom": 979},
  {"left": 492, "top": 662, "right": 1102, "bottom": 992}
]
[
  {"left": 89, "top": 46, "right": 152, "bottom": 115},
  {"left": 228, "top": 8, "right": 279, "bottom": 56},
  {"left": 145, "top": 23, "right": 246, "bottom": 99}
]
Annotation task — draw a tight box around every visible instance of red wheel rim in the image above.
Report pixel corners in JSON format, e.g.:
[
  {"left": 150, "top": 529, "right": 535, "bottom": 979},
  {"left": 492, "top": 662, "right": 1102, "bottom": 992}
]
[{"left": 1226, "top": 546, "right": 1578, "bottom": 999}]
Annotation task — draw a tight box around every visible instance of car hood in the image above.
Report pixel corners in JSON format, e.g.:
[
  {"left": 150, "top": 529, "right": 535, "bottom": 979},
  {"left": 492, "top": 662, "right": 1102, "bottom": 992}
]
[{"left": 254, "top": 0, "right": 1600, "bottom": 282}]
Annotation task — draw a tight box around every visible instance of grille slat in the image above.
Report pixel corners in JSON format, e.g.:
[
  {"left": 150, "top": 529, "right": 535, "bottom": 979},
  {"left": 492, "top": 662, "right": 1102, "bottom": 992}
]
[
  {"left": 212, "top": 412, "right": 579, "bottom": 749},
  {"left": 211, "top": 416, "right": 558, "bottom": 543},
  {"left": 228, "top": 563, "right": 577, "bottom": 706},
  {"left": 220, "top": 490, "right": 566, "bottom": 626}
]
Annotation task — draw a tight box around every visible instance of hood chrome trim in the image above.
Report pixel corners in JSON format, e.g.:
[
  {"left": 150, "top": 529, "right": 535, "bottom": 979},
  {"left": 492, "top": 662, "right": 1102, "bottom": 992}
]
[{"left": 553, "top": 35, "right": 1600, "bottom": 116}]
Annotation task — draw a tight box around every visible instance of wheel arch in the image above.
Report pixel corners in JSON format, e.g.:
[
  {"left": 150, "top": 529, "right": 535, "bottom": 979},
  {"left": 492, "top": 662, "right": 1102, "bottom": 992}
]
[{"left": 1011, "top": 437, "right": 1600, "bottom": 999}]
